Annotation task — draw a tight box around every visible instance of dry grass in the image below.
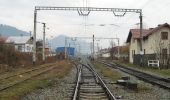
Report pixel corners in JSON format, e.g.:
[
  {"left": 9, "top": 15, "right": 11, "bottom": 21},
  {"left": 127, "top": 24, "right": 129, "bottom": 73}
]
[
  {"left": 0, "top": 60, "right": 72, "bottom": 100},
  {"left": 92, "top": 62, "right": 122, "bottom": 81},
  {"left": 115, "top": 61, "right": 170, "bottom": 77},
  {"left": 137, "top": 83, "right": 152, "bottom": 92},
  {"left": 0, "top": 44, "right": 58, "bottom": 73},
  {"left": 0, "top": 63, "right": 54, "bottom": 80}
]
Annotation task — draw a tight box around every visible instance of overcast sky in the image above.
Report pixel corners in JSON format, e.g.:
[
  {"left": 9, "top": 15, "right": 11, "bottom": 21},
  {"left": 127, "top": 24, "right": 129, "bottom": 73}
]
[{"left": 0, "top": 0, "right": 170, "bottom": 45}]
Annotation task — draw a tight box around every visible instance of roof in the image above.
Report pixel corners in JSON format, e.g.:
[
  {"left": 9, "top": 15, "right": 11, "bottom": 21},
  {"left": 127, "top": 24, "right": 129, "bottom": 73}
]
[
  {"left": 126, "top": 23, "right": 170, "bottom": 43},
  {"left": 0, "top": 36, "right": 8, "bottom": 43},
  {"left": 6, "top": 36, "right": 31, "bottom": 44}
]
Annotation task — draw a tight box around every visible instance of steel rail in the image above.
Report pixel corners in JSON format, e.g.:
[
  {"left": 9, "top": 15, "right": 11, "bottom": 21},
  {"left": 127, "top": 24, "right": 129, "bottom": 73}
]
[
  {"left": 88, "top": 64, "right": 117, "bottom": 100},
  {"left": 0, "top": 64, "right": 53, "bottom": 81},
  {"left": 0, "top": 65, "right": 58, "bottom": 91},
  {"left": 73, "top": 64, "right": 82, "bottom": 100},
  {"left": 81, "top": 63, "right": 117, "bottom": 100},
  {"left": 100, "top": 60, "right": 170, "bottom": 90}
]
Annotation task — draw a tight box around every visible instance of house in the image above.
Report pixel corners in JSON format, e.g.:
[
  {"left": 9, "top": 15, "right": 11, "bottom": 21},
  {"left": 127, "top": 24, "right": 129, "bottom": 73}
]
[
  {"left": 98, "top": 48, "right": 110, "bottom": 58},
  {"left": 6, "top": 36, "right": 33, "bottom": 52},
  {"left": 110, "top": 45, "right": 129, "bottom": 61},
  {"left": 99, "top": 45, "right": 129, "bottom": 60},
  {"left": 37, "top": 45, "right": 50, "bottom": 56},
  {"left": 126, "top": 23, "right": 170, "bottom": 66}
]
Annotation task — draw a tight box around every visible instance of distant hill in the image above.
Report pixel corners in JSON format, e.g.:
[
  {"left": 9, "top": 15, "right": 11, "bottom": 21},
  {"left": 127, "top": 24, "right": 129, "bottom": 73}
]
[
  {"left": 0, "top": 24, "right": 30, "bottom": 36},
  {"left": 49, "top": 35, "right": 91, "bottom": 54},
  {"left": 49, "top": 35, "right": 67, "bottom": 50}
]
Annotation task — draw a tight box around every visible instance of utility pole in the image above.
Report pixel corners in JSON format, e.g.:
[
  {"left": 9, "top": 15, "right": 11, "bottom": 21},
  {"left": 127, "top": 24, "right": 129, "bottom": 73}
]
[
  {"left": 33, "top": 9, "right": 37, "bottom": 65},
  {"left": 117, "top": 38, "right": 120, "bottom": 59},
  {"left": 65, "top": 37, "right": 67, "bottom": 59},
  {"left": 90, "top": 42, "right": 92, "bottom": 56},
  {"left": 29, "top": 31, "right": 32, "bottom": 38},
  {"left": 97, "top": 43, "right": 99, "bottom": 59},
  {"left": 78, "top": 45, "right": 81, "bottom": 56},
  {"left": 93, "top": 34, "right": 95, "bottom": 60},
  {"left": 68, "top": 43, "right": 70, "bottom": 59},
  {"left": 42, "top": 23, "right": 46, "bottom": 62},
  {"left": 139, "top": 12, "right": 143, "bottom": 66}
]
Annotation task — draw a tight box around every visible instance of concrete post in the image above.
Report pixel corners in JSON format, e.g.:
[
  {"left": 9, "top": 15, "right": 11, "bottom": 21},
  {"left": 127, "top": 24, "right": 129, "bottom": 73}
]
[
  {"left": 42, "top": 23, "right": 46, "bottom": 62},
  {"left": 33, "top": 9, "right": 37, "bottom": 65}
]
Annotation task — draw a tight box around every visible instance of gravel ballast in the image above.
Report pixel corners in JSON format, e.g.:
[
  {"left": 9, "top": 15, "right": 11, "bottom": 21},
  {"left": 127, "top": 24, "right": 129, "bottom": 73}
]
[{"left": 95, "top": 64, "right": 170, "bottom": 100}]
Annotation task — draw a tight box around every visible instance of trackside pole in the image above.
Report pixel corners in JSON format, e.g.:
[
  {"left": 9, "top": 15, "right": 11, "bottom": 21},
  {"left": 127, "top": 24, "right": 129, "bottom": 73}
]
[{"left": 33, "top": 9, "right": 37, "bottom": 65}]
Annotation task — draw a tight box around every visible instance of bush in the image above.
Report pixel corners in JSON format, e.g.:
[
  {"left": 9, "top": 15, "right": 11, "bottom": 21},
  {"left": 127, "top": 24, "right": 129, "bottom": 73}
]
[
  {"left": 0, "top": 44, "right": 58, "bottom": 73},
  {"left": 0, "top": 44, "right": 33, "bottom": 67}
]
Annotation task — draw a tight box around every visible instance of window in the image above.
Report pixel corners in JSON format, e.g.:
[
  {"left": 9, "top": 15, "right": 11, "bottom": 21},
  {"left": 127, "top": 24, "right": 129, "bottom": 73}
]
[
  {"left": 27, "top": 46, "right": 30, "bottom": 51},
  {"left": 162, "top": 48, "right": 167, "bottom": 59},
  {"left": 161, "top": 32, "right": 168, "bottom": 40},
  {"left": 18, "top": 45, "right": 22, "bottom": 51},
  {"left": 132, "top": 50, "right": 133, "bottom": 58},
  {"left": 162, "top": 49, "right": 167, "bottom": 54},
  {"left": 132, "top": 50, "right": 135, "bottom": 58}
]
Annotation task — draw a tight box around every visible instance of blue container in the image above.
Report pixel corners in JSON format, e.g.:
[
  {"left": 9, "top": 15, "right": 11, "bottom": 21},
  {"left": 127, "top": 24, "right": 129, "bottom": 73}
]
[{"left": 55, "top": 47, "right": 75, "bottom": 56}]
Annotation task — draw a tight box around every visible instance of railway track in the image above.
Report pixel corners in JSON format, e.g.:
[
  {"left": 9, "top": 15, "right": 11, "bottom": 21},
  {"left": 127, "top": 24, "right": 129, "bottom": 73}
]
[
  {"left": 72, "top": 60, "right": 117, "bottom": 100},
  {"left": 0, "top": 63, "right": 57, "bottom": 91},
  {"left": 0, "top": 63, "right": 54, "bottom": 81},
  {"left": 99, "top": 60, "right": 170, "bottom": 90}
]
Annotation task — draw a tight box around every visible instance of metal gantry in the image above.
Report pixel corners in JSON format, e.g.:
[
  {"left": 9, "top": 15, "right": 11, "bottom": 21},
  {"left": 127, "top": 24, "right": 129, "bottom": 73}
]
[
  {"left": 70, "top": 36, "right": 120, "bottom": 59},
  {"left": 33, "top": 6, "right": 143, "bottom": 64}
]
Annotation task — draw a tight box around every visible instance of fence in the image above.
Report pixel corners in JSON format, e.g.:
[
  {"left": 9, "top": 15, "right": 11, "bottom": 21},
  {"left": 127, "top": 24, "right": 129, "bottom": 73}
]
[{"left": 133, "top": 54, "right": 170, "bottom": 69}]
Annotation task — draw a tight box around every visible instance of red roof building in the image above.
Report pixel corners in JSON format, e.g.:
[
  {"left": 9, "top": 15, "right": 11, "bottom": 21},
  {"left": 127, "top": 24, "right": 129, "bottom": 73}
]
[{"left": 126, "top": 23, "right": 170, "bottom": 63}]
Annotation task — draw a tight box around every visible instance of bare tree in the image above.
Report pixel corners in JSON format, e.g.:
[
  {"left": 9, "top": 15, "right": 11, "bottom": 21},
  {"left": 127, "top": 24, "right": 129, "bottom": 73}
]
[
  {"left": 152, "top": 36, "right": 169, "bottom": 68},
  {"left": 109, "top": 40, "right": 116, "bottom": 59}
]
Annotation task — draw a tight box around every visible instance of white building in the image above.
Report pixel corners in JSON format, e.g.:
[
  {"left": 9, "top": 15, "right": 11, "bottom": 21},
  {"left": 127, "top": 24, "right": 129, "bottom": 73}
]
[
  {"left": 99, "top": 48, "right": 111, "bottom": 58},
  {"left": 6, "top": 36, "right": 33, "bottom": 52},
  {"left": 126, "top": 23, "right": 170, "bottom": 63}
]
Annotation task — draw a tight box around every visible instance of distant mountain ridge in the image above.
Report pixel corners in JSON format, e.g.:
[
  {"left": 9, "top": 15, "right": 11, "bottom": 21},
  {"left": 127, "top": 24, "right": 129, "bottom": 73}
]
[{"left": 0, "top": 24, "right": 30, "bottom": 36}]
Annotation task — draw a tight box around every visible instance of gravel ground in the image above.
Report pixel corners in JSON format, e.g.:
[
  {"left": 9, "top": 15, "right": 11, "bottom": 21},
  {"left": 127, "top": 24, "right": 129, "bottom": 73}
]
[
  {"left": 20, "top": 63, "right": 170, "bottom": 100},
  {"left": 97, "top": 67, "right": 170, "bottom": 100},
  {"left": 21, "top": 66, "right": 77, "bottom": 100}
]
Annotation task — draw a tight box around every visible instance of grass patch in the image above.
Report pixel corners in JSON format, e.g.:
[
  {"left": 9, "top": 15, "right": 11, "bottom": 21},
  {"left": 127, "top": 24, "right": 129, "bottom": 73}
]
[
  {"left": 115, "top": 61, "right": 170, "bottom": 77},
  {"left": 0, "top": 60, "right": 72, "bottom": 100},
  {"left": 0, "top": 79, "right": 52, "bottom": 100},
  {"left": 92, "top": 62, "right": 122, "bottom": 81},
  {"left": 93, "top": 61, "right": 152, "bottom": 92},
  {"left": 137, "top": 83, "right": 151, "bottom": 92}
]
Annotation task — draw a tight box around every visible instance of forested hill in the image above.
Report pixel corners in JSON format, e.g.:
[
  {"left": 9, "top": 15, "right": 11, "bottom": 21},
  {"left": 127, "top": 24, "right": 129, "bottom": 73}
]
[{"left": 0, "top": 24, "right": 29, "bottom": 36}]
